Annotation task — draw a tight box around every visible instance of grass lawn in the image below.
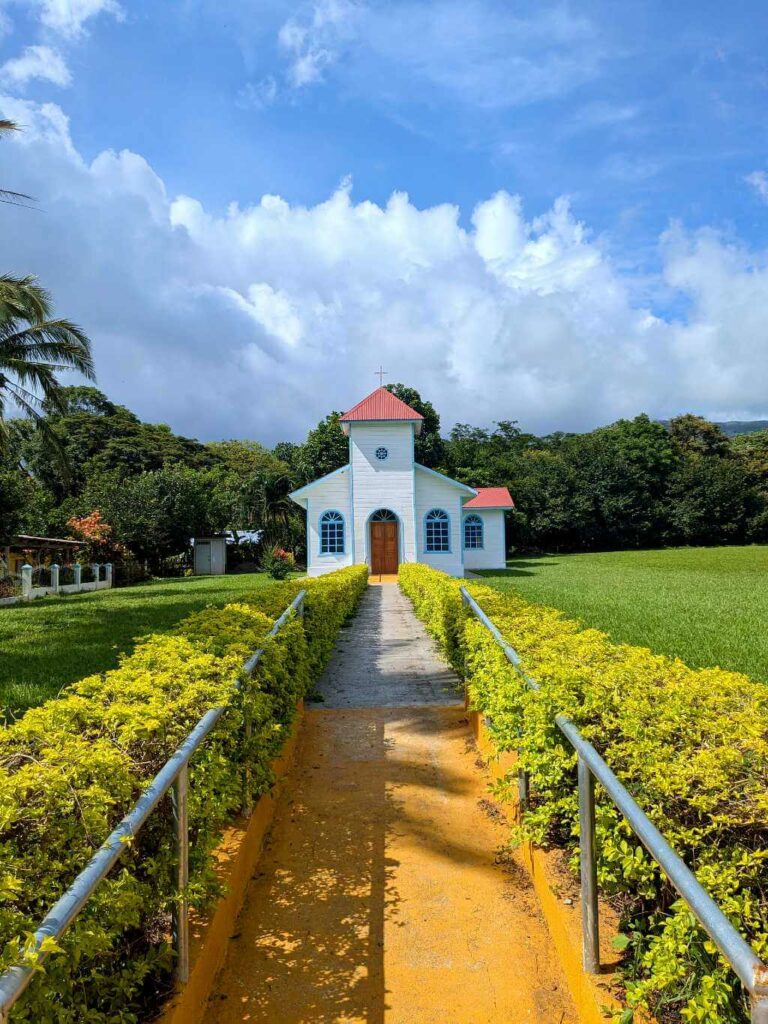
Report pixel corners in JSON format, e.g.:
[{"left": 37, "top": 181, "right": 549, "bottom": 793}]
[
  {"left": 0, "top": 573, "right": 283, "bottom": 718},
  {"left": 475, "top": 545, "right": 768, "bottom": 683}
]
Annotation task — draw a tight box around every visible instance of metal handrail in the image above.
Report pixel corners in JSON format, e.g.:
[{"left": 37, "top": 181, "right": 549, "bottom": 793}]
[
  {"left": 0, "top": 589, "right": 307, "bottom": 1022},
  {"left": 460, "top": 586, "right": 768, "bottom": 1024}
]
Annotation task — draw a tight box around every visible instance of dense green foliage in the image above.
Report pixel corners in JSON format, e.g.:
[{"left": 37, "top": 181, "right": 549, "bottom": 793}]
[
  {"left": 0, "top": 573, "right": 285, "bottom": 717},
  {"left": 476, "top": 547, "right": 768, "bottom": 683},
  {"left": 399, "top": 564, "right": 768, "bottom": 1023},
  {"left": 0, "top": 565, "right": 368, "bottom": 1023},
  {"left": 3, "top": 381, "right": 767, "bottom": 569},
  {"left": 443, "top": 412, "right": 768, "bottom": 551}
]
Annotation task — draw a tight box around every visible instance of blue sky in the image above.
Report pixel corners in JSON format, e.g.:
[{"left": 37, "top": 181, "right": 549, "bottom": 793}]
[{"left": 1, "top": 1, "right": 767, "bottom": 441}]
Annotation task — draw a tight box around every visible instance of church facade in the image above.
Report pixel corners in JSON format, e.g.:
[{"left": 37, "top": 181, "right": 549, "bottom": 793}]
[{"left": 289, "top": 388, "right": 514, "bottom": 578}]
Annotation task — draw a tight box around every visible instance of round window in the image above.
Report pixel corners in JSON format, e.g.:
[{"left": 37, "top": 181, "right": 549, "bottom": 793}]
[{"left": 375, "top": 447, "right": 389, "bottom": 461}]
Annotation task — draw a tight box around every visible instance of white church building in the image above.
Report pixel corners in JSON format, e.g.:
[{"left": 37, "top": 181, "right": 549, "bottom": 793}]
[{"left": 289, "top": 388, "right": 514, "bottom": 578}]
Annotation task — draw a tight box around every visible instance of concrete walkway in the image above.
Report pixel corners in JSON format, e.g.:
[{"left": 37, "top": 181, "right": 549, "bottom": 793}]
[
  {"left": 205, "top": 584, "right": 577, "bottom": 1024},
  {"left": 312, "top": 585, "right": 460, "bottom": 708}
]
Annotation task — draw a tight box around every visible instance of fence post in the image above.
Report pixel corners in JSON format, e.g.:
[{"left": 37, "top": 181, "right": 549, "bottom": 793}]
[
  {"left": 105, "top": 562, "right": 113, "bottom": 588},
  {"left": 578, "top": 755, "right": 600, "bottom": 973},
  {"left": 73, "top": 563, "right": 82, "bottom": 591},
  {"left": 20, "top": 564, "right": 32, "bottom": 600},
  {"left": 171, "top": 765, "right": 190, "bottom": 985},
  {"left": 92, "top": 563, "right": 100, "bottom": 585},
  {"left": 50, "top": 563, "right": 60, "bottom": 594},
  {"left": 752, "top": 989, "right": 768, "bottom": 1024}
]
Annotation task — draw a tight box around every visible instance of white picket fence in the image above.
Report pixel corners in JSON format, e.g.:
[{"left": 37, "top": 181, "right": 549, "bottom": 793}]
[{"left": 0, "top": 563, "right": 113, "bottom": 607}]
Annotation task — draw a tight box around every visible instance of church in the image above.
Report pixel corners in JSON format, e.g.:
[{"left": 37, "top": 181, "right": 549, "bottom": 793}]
[{"left": 289, "top": 387, "right": 514, "bottom": 578}]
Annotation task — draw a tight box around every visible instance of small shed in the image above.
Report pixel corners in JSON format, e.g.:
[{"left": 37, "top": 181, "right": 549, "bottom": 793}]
[{"left": 193, "top": 536, "right": 227, "bottom": 576}]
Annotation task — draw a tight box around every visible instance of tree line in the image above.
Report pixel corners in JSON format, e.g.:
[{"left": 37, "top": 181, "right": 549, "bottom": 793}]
[{"left": 1, "top": 381, "right": 766, "bottom": 577}]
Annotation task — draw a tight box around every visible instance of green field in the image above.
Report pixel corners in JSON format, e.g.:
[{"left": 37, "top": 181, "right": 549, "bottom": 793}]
[
  {"left": 0, "top": 573, "right": 281, "bottom": 718},
  {"left": 476, "top": 546, "right": 768, "bottom": 683}
]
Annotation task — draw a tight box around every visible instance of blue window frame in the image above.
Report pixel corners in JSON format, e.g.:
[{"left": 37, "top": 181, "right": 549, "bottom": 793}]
[
  {"left": 424, "top": 508, "right": 450, "bottom": 553},
  {"left": 464, "top": 514, "right": 484, "bottom": 549},
  {"left": 320, "top": 510, "right": 345, "bottom": 554}
]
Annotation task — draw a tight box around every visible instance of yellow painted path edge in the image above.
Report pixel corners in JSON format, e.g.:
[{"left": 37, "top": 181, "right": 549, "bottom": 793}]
[
  {"left": 156, "top": 700, "right": 305, "bottom": 1024},
  {"left": 468, "top": 705, "right": 655, "bottom": 1024}
]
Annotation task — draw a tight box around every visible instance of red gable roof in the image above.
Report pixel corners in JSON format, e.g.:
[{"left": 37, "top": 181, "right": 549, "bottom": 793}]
[
  {"left": 340, "top": 387, "right": 424, "bottom": 424},
  {"left": 463, "top": 487, "right": 515, "bottom": 509}
]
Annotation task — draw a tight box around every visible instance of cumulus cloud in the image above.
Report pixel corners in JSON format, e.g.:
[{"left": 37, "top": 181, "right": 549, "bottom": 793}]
[
  {"left": 1, "top": 93, "right": 767, "bottom": 443},
  {"left": 0, "top": 45, "right": 71, "bottom": 87}
]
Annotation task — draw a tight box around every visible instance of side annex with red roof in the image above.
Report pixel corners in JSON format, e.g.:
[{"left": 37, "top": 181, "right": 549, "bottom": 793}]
[{"left": 290, "top": 387, "right": 513, "bottom": 577}]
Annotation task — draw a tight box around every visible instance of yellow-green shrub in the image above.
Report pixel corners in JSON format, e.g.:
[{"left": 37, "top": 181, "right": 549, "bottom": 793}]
[
  {"left": 0, "top": 565, "right": 367, "bottom": 1022},
  {"left": 399, "top": 563, "right": 768, "bottom": 1023}
]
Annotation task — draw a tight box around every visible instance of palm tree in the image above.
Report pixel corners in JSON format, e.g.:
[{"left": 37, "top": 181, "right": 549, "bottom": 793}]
[
  {"left": 1, "top": 120, "right": 33, "bottom": 207},
  {"left": 0, "top": 275, "right": 95, "bottom": 451}
]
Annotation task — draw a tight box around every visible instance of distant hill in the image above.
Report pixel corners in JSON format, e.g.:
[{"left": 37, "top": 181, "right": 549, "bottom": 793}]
[
  {"left": 658, "top": 419, "right": 768, "bottom": 437},
  {"left": 715, "top": 421, "right": 768, "bottom": 437}
]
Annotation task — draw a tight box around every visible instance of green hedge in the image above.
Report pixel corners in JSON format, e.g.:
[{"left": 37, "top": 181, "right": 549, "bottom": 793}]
[
  {"left": 398, "top": 563, "right": 768, "bottom": 1024},
  {"left": 0, "top": 565, "right": 368, "bottom": 1023}
]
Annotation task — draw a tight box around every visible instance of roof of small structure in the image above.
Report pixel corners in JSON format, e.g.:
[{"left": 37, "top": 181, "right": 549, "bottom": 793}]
[
  {"left": 340, "top": 387, "right": 424, "bottom": 427},
  {"left": 11, "top": 535, "right": 85, "bottom": 548},
  {"left": 463, "top": 487, "right": 515, "bottom": 510}
]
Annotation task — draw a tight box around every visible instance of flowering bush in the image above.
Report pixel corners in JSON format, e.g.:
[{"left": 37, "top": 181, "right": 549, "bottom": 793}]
[
  {"left": 0, "top": 565, "right": 368, "bottom": 1022},
  {"left": 399, "top": 563, "right": 768, "bottom": 1024},
  {"left": 66, "top": 510, "right": 127, "bottom": 565},
  {"left": 260, "top": 544, "right": 296, "bottom": 580}
]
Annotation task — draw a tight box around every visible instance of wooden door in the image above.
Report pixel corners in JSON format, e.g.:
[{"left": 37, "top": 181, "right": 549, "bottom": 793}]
[{"left": 371, "top": 521, "right": 399, "bottom": 574}]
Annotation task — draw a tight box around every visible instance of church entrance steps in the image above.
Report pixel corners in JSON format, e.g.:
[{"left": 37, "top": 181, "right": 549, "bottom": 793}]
[{"left": 202, "top": 582, "right": 577, "bottom": 1023}]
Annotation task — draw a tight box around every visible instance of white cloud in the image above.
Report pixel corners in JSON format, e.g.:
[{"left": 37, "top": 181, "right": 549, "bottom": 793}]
[
  {"left": 236, "top": 76, "right": 278, "bottom": 110},
  {"left": 14, "top": 0, "right": 123, "bottom": 38},
  {"left": 745, "top": 170, "right": 768, "bottom": 203},
  {"left": 276, "top": 0, "right": 605, "bottom": 108},
  {"left": 0, "top": 45, "right": 71, "bottom": 87},
  {"left": 1, "top": 93, "right": 767, "bottom": 443},
  {"left": 278, "top": 0, "right": 359, "bottom": 87}
]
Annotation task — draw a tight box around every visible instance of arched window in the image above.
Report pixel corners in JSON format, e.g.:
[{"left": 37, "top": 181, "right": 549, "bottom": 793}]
[
  {"left": 464, "top": 514, "right": 484, "bottom": 550},
  {"left": 424, "top": 508, "right": 450, "bottom": 553},
  {"left": 371, "top": 508, "right": 397, "bottom": 522},
  {"left": 319, "top": 510, "right": 345, "bottom": 554}
]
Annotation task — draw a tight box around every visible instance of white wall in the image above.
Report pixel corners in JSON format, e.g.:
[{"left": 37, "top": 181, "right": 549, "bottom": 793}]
[
  {"left": 414, "top": 468, "right": 465, "bottom": 577},
  {"left": 305, "top": 468, "right": 353, "bottom": 577},
  {"left": 349, "top": 423, "right": 417, "bottom": 568},
  {"left": 462, "top": 509, "right": 507, "bottom": 570}
]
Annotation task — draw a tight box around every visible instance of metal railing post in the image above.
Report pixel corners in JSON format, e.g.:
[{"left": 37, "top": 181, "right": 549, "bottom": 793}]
[
  {"left": 242, "top": 704, "right": 253, "bottom": 813},
  {"left": 172, "top": 765, "right": 190, "bottom": 985},
  {"left": 518, "top": 759, "right": 529, "bottom": 807},
  {"left": 578, "top": 755, "right": 599, "bottom": 973}
]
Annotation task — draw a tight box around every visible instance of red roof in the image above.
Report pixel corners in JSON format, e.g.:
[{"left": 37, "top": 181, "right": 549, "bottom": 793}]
[
  {"left": 463, "top": 487, "right": 515, "bottom": 509},
  {"left": 340, "top": 387, "right": 424, "bottom": 423}
]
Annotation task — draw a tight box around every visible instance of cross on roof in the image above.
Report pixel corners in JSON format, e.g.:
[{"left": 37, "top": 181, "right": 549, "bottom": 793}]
[{"left": 375, "top": 365, "right": 388, "bottom": 386}]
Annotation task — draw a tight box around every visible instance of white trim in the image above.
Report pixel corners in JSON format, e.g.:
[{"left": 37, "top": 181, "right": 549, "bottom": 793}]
[{"left": 462, "top": 504, "right": 515, "bottom": 511}]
